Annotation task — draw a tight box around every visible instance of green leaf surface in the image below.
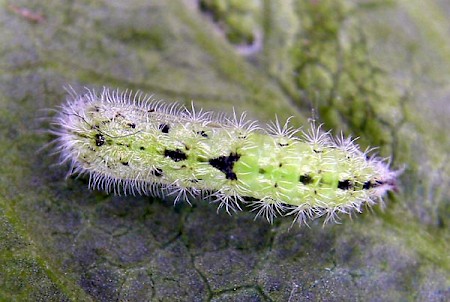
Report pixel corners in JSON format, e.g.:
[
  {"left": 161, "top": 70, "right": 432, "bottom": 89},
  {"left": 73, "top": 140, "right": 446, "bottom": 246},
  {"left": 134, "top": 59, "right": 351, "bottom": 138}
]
[{"left": 0, "top": 0, "right": 448, "bottom": 301}]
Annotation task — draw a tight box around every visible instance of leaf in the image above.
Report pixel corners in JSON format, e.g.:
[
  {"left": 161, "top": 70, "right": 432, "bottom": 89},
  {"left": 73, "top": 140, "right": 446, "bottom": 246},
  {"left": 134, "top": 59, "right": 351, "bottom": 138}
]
[{"left": 0, "top": 1, "right": 448, "bottom": 301}]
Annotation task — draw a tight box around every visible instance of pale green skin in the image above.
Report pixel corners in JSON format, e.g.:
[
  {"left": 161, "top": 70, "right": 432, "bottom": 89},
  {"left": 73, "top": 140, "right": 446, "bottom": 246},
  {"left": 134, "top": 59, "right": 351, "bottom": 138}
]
[{"left": 59, "top": 96, "right": 387, "bottom": 210}]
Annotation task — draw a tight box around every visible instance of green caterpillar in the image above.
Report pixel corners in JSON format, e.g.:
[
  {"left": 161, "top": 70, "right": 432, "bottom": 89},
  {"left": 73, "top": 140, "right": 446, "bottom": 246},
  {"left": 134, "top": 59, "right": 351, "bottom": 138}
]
[{"left": 51, "top": 87, "right": 399, "bottom": 225}]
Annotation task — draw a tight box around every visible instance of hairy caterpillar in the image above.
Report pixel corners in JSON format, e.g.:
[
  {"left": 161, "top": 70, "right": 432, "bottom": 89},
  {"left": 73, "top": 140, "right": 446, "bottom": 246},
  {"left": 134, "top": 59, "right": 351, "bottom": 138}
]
[{"left": 49, "top": 87, "right": 399, "bottom": 225}]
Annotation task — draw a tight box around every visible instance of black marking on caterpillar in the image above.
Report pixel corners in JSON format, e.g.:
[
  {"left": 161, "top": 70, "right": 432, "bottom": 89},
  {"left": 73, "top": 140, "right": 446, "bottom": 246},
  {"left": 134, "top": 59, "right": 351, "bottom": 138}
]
[
  {"left": 299, "top": 174, "right": 313, "bottom": 185},
  {"left": 95, "top": 134, "right": 105, "bottom": 146},
  {"left": 338, "top": 180, "right": 352, "bottom": 190},
  {"left": 151, "top": 168, "right": 163, "bottom": 177},
  {"left": 196, "top": 130, "right": 208, "bottom": 138},
  {"left": 208, "top": 152, "right": 241, "bottom": 181},
  {"left": 159, "top": 123, "right": 170, "bottom": 133},
  {"left": 164, "top": 148, "right": 188, "bottom": 162}
]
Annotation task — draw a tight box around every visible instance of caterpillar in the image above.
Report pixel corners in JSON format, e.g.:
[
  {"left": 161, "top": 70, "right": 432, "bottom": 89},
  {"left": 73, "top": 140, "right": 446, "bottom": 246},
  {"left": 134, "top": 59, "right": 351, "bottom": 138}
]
[{"left": 49, "top": 87, "right": 399, "bottom": 225}]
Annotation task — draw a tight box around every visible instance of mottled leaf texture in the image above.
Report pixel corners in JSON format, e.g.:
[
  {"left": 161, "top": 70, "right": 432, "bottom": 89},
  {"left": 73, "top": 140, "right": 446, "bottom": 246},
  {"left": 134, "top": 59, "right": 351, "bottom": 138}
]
[{"left": 0, "top": 1, "right": 448, "bottom": 301}]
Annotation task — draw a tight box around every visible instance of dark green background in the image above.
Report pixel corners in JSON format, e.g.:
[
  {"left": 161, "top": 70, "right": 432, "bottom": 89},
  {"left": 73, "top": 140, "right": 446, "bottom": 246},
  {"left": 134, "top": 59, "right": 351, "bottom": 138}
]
[{"left": 0, "top": 0, "right": 448, "bottom": 301}]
